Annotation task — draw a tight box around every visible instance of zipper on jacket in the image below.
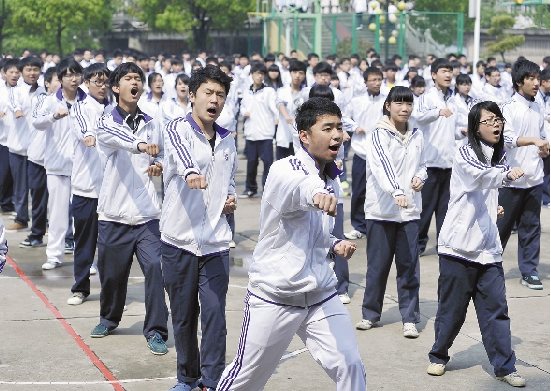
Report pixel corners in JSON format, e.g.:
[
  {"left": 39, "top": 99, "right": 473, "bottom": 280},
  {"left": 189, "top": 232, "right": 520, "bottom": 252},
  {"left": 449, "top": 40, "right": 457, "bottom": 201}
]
[{"left": 198, "top": 143, "right": 216, "bottom": 251}]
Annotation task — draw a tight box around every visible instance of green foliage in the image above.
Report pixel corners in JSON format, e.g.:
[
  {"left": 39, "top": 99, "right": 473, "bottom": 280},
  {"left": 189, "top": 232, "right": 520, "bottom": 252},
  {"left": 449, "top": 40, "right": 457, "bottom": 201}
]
[{"left": 485, "top": 14, "right": 525, "bottom": 61}]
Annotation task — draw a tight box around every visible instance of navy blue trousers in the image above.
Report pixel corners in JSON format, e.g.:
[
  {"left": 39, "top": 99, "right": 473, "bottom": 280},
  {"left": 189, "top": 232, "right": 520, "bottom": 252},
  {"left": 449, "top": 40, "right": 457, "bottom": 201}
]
[
  {"left": 226, "top": 213, "right": 235, "bottom": 240},
  {"left": 543, "top": 156, "right": 549, "bottom": 205},
  {"left": 497, "top": 185, "right": 542, "bottom": 277},
  {"left": 72, "top": 195, "right": 98, "bottom": 296},
  {"left": 28, "top": 161, "right": 48, "bottom": 239},
  {"left": 245, "top": 139, "right": 273, "bottom": 193},
  {"left": 161, "top": 243, "right": 229, "bottom": 389},
  {"left": 0, "top": 144, "right": 14, "bottom": 212},
  {"left": 418, "top": 167, "right": 451, "bottom": 253},
  {"left": 97, "top": 220, "right": 168, "bottom": 340},
  {"left": 362, "top": 219, "right": 420, "bottom": 323},
  {"left": 8, "top": 152, "right": 28, "bottom": 224},
  {"left": 276, "top": 143, "right": 294, "bottom": 161},
  {"left": 429, "top": 254, "right": 516, "bottom": 377},
  {"left": 350, "top": 154, "right": 367, "bottom": 234},
  {"left": 333, "top": 203, "right": 349, "bottom": 294},
  {"left": 339, "top": 131, "right": 353, "bottom": 182}
]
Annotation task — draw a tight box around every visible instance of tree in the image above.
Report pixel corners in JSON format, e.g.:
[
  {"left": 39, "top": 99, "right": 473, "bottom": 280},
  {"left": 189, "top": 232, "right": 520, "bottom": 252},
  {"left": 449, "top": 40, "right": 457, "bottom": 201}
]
[
  {"left": 485, "top": 14, "right": 525, "bottom": 62},
  {"left": 128, "top": 0, "right": 255, "bottom": 50}
]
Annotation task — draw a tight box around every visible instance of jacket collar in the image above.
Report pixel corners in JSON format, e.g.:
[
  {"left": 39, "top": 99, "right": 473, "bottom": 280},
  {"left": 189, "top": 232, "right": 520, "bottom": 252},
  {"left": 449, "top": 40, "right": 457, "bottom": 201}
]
[
  {"left": 56, "top": 87, "right": 87, "bottom": 102},
  {"left": 185, "top": 112, "right": 231, "bottom": 139},
  {"left": 111, "top": 105, "right": 153, "bottom": 125},
  {"left": 297, "top": 146, "right": 342, "bottom": 180},
  {"left": 513, "top": 92, "right": 535, "bottom": 109}
]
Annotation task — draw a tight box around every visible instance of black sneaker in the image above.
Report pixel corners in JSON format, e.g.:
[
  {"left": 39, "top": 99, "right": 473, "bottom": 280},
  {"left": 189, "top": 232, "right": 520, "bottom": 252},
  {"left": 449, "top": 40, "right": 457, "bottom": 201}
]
[
  {"left": 19, "top": 236, "right": 45, "bottom": 248},
  {"left": 520, "top": 276, "right": 543, "bottom": 290},
  {"left": 238, "top": 190, "right": 257, "bottom": 199}
]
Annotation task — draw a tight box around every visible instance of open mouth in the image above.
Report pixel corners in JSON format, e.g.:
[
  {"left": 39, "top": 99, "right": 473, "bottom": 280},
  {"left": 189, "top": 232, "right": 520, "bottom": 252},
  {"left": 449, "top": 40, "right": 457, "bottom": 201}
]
[
  {"left": 207, "top": 108, "right": 217, "bottom": 115},
  {"left": 329, "top": 144, "right": 340, "bottom": 152},
  {"left": 130, "top": 87, "right": 139, "bottom": 99},
  {"left": 493, "top": 130, "right": 501, "bottom": 135}
]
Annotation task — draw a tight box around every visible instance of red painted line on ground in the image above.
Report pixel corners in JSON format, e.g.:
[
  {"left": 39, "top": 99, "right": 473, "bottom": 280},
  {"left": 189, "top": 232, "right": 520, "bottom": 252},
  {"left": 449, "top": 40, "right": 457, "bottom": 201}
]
[{"left": 5, "top": 254, "right": 125, "bottom": 391}]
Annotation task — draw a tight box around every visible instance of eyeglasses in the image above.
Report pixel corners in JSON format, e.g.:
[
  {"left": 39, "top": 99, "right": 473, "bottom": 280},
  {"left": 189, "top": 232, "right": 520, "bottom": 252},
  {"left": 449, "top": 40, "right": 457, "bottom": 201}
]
[
  {"left": 63, "top": 73, "right": 82, "bottom": 80},
  {"left": 479, "top": 117, "right": 506, "bottom": 126},
  {"left": 88, "top": 79, "right": 109, "bottom": 87}
]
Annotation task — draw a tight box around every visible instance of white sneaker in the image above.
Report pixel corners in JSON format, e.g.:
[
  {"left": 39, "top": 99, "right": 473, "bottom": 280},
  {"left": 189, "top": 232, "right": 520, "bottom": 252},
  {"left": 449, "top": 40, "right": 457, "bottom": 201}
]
[
  {"left": 229, "top": 240, "right": 236, "bottom": 248},
  {"left": 496, "top": 372, "right": 526, "bottom": 387},
  {"left": 89, "top": 265, "right": 98, "bottom": 275},
  {"left": 403, "top": 322, "right": 419, "bottom": 338},
  {"left": 356, "top": 319, "right": 375, "bottom": 330},
  {"left": 123, "top": 305, "right": 128, "bottom": 311},
  {"left": 344, "top": 229, "right": 365, "bottom": 240},
  {"left": 339, "top": 293, "right": 351, "bottom": 304},
  {"left": 42, "top": 260, "right": 61, "bottom": 270},
  {"left": 67, "top": 292, "right": 85, "bottom": 305},
  {"left": 427, "top": 363, "right": 445, "bottom": 376}
]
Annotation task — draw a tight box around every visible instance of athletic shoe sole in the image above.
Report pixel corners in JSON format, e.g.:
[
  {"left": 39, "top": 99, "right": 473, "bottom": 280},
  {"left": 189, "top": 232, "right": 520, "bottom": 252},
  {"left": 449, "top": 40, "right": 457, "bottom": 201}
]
[{"left": 520, "top": 279, "right": 543, "bottom": 290}]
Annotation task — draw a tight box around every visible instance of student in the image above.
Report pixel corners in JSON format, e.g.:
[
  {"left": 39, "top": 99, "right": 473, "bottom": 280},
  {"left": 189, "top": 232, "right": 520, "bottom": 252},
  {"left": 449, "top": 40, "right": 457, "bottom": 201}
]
[
  {"left": 337, "top": 57, "right": 354, "bottom": 104},
  {"left": 33, "top": 59, "right": 85, "bottom": 270},
  {"left": 265, "top": 64, "right": 283, "bottom": 90},
  {"left": 427, "top": 101, "right": 526, "bottom": 388},
  {"left": 501, "top": 62, "right": 514, "bottom": 97},
  {"left": 138, "top": 72, "right": 165, "bottom": 117},
  {"left": 481, "top": 66, "right": 509, "bottom": 104},
  {"left": 89, "top": 62, "right": 169, "bottom": 355},
  {"left": 449, "top": 60, "right": 461, "bottom": 88},
  {"left": 398, "top": 67, "right": 419, "bottom": 87},
  {"left": 107, "top": 49, "right": 123, "bottom": 71},
  {"left": 159, "top": 73, "right": 191, "bottom": 129},
  {"left": 66, "top": 63, "right": 111, "bottom": 306},
  {"left": 497, "top": 58, "right": 550, "bottom": 290},
  {"left": 412, "top": 58, "right": 456, "bottom": 256},
  {"left": 450, "top": 73, "right": 476, "bottom": 147},
  {"left": 218, "top": 97, "right": 366, "bottom": 391},
  {"left": 19, "top": 67, "right": 59, "bottom": 248},
  {"left": 4, "top": 57, "right": 45, "bottom": 231},
  {"left": 356, "top": 87, "right": 426, "bottom": 337},
  {"left": 239, "top": 62, "right": 278, "bottom": 198},
  {"left": 306, "top": 52, "right": 320, "bottom": 86},
  {"left": 163, "top": 58, "right": 184, "bottom": 100},
  {"left": 470, "top": 60, "right": 486, "bottom": 99},
  {"left": 409, "top": 75, "right": 426, "bottom": 130},
  {"left": 161, "top": 65, "right": 236, "bottom": 391},
  {"left": 381, "top": 64, "right": 398, "bottom": 95},
  {"left": 277, "top": 60, "right": 306, "bottom": 160},
  {"left": 216, "top": 61, "right": 238, "bottom": 135},
  {"left": 535, "top": 67, "right": 550, "bottom": 207}
]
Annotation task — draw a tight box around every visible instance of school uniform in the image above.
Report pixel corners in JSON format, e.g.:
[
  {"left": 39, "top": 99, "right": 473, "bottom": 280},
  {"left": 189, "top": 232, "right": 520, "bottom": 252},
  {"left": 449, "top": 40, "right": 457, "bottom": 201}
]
[
  {"left": 218, "top": 147, "right": 366, "bottom": 391},
  {"left": 70, "top": 95, "right": 111, "bottom": 297},
  {"left": 362, "top": 117, "right": 427, "bottom": 324},
  {"left": 216, "top": 83, "right": 238, "bottom": 134},
  {"left": 137, "top": 91, "right": 166, "bottom": 119},
  {"left": 161, "top": 113, "right": 237, "bottom": 389},
  {"left": 332, "top": 150, "right": 349, "bottom": 295},
  {"left": 430, "top": 143, "right": 517, "bottom": 378},
  {"left": 497, "top": 93, "right": 547, "bottom": 278},
  {"left": 470, "top": 73, "right": 486, "bottom": 100},
  {"left": 6, "top": 83, "right": 46, "bottom": 226},
  {"left": 412, "top": 86, "right": 456, "bottom": 254},
  {"left": 422, "top": 66, "right": 434, "bottom": 89},
  {"left": 0, "top": 217, "right": 6, "bottom": 272},
  {"left": 535, "top": 88, "right": 550, "bottom": 205},
  {"left": 481, "top": 83, "right": 510, "bottom": 105},
  {"left": 33, "top": 88, "right": 87, "bottom": 265},
  {"left": 276, "top": 85, "right": 305, "bottom": 160},
  {"left": 0, "top": 85, "right": 14, "bottom": 213},
  {"left": 240, "top": 85, "right": 278, "bottom": 193},
  {"left": 449, "top": 93, "right": 477, "bottom": 148},
  {"left": 500, "top": 71, "right": 514, "bottom": 97},
  {"left": 343, "top": 91, "right": 386, "bottom": 234},
  {"left": 380, "top": 79, "right": 395, "bottom": 96},
  {"left": 158, "top": 98, "right": 192, "bottom": 129},
  {"left": 337, "top": 70, "right": 354, "bottom": 105}
]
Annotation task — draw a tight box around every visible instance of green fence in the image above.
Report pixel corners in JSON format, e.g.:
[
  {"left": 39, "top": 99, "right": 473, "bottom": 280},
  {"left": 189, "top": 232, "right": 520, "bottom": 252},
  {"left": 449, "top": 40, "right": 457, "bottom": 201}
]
[{"left": 256, "top": 11, "right": 464, "bottom": 60}]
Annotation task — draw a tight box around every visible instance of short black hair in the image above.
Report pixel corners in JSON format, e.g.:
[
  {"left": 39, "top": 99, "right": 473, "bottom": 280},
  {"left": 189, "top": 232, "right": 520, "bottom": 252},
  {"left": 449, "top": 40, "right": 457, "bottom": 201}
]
[
  {"left": 18, "top": 56, "right": 43, "bottom": 72},
  {"left": 136, "top": 53, "right": 148, "bottom": 62},
  {"left": 484, "top": 66, "right": 500, "bottom": 77},
  {"left": 307, "top": 53, "right": 319, "bottom": 61},
  {"left": 239, "top": 53, "right": 248, "bottom": 59},
  {"left": 250, "top": 62, "right": 267, "bottom": 75},
  {"left": 457, "top": 54, "right": 466, "bottom": 60},
  {"left": 57, "top": 58, "right": 83, "bottom": 79},
  {"left": 363, "top": 66, "right": 383, "bottom": 81},
  {"left": 541, "top": 67, "right": 550, "bottom": 82},
  {"left": 308, "top": 85, "right": 334, "bottom": 101},
  {"left": 476, "top": 60, "right": 486, "bottom": 68},
  {"left": 2, "top": 58, "right": 19, "bottom": 72},
  {"left": 147, "top": 72, "right": 162, "bottom": 87},
  {"left": 44, "top": 66, "right": 58, "bottom": 85},
  {"left": 340, "top": 57, "right": 351, "bottom": 64},
  {"left": 486, "top": 57, "right": 496, "bottom": 63},
  {"left": 382, "top": 86, "right": 414, "bottom": 116},
  {"left": 451, "top": 60, "right": 461, "bottom": 69},
  {"left": 454, "top": 73, "right": 472, "bottom": 94},
  {"left": 431, "top": 58, "right": 452, "bottom": 75},
  {"left": 370, "top": 59, "right": 382, "bottom": 68},
  {"left": 313, "top": 62, "right": 332, "bottom": 75},
  {"left": 175, "top": 73, "right": 190, "bottom": 87},
  {"left": 411, "top": 75, "right": 426, "bottom": 88},
  {"left": 188, "top": 64, "right": 232, "bottom": 96},
  {"left": 264, "top": 53, "right": 276, "bottom": 62},
  {"left": 94, "top": 50, "right": 104, "bottom": 57},
  {"left": 219, "top": 61, "right": 232, "bottom": 71},
  {"left": 83, "top": 62, "right": 110, "bottom": 81},
  {"left": 512, "top": 58, "right": 540, "bottom": 92},
  {"left": 384, "top": 64, "right": 399, "bottom": 72},
  {"left": 171, "top": 58, "right": 184, "bottom": 66},
  {"left": 295, "top": 97, "right": 341, "bottom": 135},
  {"left": 205, "top": 57, "right": 218, "bottom": 65},
  {"left": 113, "top": 49, "right": 123, "bottom": 58},
  {"left": 109, "top": 62, "right": 145, "bottom": 101},
  {"left": 289, "top": 60, "right": 307, "bottom": 73},
  {"left": 74, "top": 48, "right": 84, "bottom": 56}
]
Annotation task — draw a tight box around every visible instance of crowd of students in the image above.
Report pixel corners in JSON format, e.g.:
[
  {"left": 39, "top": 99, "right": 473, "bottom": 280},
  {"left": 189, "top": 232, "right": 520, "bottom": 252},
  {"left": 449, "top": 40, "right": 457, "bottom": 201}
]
[{"left": 0, "top": 46, "right": 549, "bottom": 391}]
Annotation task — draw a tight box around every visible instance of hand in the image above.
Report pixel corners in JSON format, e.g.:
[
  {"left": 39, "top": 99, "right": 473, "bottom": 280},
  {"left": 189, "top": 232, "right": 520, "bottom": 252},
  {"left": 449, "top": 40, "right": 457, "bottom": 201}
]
[
  {"left": 186, "top": 173, "right": 208, "bottom": 189},
  {"left": 439, "top": 108, "right": 453, "bottom": 118},
  {"left": 506, "top": 167, "right": 524, "bottom": 181},
  {"left": 355, "top": 127, "right": 366, "bottom": 134},
  {"left": 335, "top": 160, "right": 343, "bottom": 170},
  {"left": 232, "top": 131, "right": 237, "bottom": 139},
  {"left": 14, "top": 110, "right": 24, "bottom": 118},
  {"left": 222, "top": 195, "right": 237, "bottom": 214},
  {"left": 83, "top": 136, "right": 96, "bottom": 147},
  {"left": 243, "top": 112, "right": 250, "bottom": 118},
  {"left": 461, "top": 128, "right": 468, "bottom": 136},
  {"left": 148, "top": 162, "right": 162, "bottom": 176},
  {"left": 54, "top": 107, "right": 69, "bottom": 120},
  {"left": 497, "top": 205, "right": 504, "bottom": 219},
  {"left": 342, "top": 131, "right": 351, "bottom": 142},
  {"left": 411, "top": 177, "right": 424, "bottom": 192},
  {"left": 535, "top": 139, "right": 550, "bottom": 158},
  {"left": 285, "top": 116, "right": 294, "bottom": 125},
  {"left": 395, "top": 195, "right": 408, "bottom": 208},
  {"left": 313, "top": 193, "right": 338, "bottom": 217},
  {"left": 334, "top": 240, "right": 357, "bottom": 260},
  {"left": 138, "top": 143, "right": 159, "bottom": 157},
  {"left": 0, "top": 111, "right": 5, "bottom": 118}
]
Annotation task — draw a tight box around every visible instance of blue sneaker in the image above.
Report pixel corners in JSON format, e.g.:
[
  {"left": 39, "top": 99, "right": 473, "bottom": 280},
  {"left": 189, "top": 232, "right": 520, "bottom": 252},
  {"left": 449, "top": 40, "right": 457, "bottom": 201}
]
[
  {"left": 90, "top": 323, "right": 114, "bottom": 338},
  {"left": 148, "top": 332, "right": 168, "bottom": 355},
  {"left": 168, "top": 380, "right": 198, "bottom": 391}
]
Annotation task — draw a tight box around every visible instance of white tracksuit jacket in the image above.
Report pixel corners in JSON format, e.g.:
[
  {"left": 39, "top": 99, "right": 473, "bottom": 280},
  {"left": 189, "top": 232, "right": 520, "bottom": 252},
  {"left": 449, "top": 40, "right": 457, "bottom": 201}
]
[
  {"left": 27, "top": 92, "right": 48, "bottom": 166},
  {"left": 33, "top": 88, "right": 88, "bottom": 176},
  {"left": 160, "top": 113, "right": 237, "bottom": 256},
  {"left": 159, "top": 98, "right": 192, "bottom": 129},
  {"left": 481, "top": 83, "right": 510, "bottom": 105},
  {"left": 96, "top": 106, "right": 163, "bottom": 225},
  {"left": 411, "top": 86, "right": 456, "bottom": 169},
  {"left": 438, "top": 143, "right": 513, "bottom": 264},
  {"left": 248, "top": 147, "right": 342, "bottom": 307},
  {"left": 70, "top": 95, "right": 112, "bottom": 198},
  {"left": 364, "top": 116, "right": 427, "bottom": 222},
  {"left": 449, "top": 93, "right": 478, "bottom": 147},
  {"left": 276, "top": 85, "right": 306, "bottom": 149},
  {"left": 501, "top": 92, "right": 546, "bottom": 189},
  {"left": 240, "top": 85, "right": 278, "bottom": 141}
]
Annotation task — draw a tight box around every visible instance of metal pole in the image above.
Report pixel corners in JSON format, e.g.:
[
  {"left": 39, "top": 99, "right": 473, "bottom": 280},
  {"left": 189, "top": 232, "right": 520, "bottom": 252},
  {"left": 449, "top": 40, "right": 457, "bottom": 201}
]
[
  {"left": 285, "top": 19, "right": 291, "bottom": 56},
  {"left": 375, "top": 14, "right": 381, "bottom": 53},
  {"left": 248, "top": 20, "right": 251, "bottom": 57},
  {"left": 473, "top": 0, "right": 481, "bottom": 69},
  {"left": 314, "top": 0, "right": 322, "bottom": 56},
  {"left": 332, "top": 15, "right": 337, "bottom": 55},
  {"left": 293, "top": 14, "right": 298, "bottom": 51},
  {"left": 398, "top": 11, "right": 405, "bottom": 58},
  {"left": 278, "top": 18, "right": 282, "bottom": 54},
  {"left": 352, "top": 12, "right": 357, "bottom": 54}
]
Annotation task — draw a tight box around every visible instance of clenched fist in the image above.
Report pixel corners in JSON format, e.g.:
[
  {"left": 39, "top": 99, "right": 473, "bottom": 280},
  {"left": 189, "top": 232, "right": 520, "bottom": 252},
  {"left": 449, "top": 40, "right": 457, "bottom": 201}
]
[
  {"left": 222, "top": 195, "right": 237, "bottom": 214},
  {"left": 148, "top": 162, "right": 163, "bottom": 176},
  {"left": 334, "top": 240, "right": 357, "bottom": 260},
  {"left": 138, "top": 143, "right": 159, "bottom": 157},
  {"left": 186, "top": 173, "right": 208, "bottom": 189},
  {"left": 83, "top": 136, "right": 96, "bottom": 147},
  {"left": 313, "top": 193, "right": 338, "bottom": 217},
  {"left": 506, "top": 167, "right": 524, "bottom": 181},
  {"left": 54, "top": 107, "right": 69, "bottom": 120}
]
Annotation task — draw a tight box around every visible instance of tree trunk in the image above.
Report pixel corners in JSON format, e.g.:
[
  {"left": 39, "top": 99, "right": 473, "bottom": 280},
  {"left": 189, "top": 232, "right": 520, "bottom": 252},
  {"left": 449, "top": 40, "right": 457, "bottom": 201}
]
[
  {"left": 500, "top": 52, "right": 506, "bottom": 63},
  {"left": 56, "top": 21, "right": 63, "bottom": 56},
  {"left": 192, "top": 11, "right": 210, "bottom": 51}
]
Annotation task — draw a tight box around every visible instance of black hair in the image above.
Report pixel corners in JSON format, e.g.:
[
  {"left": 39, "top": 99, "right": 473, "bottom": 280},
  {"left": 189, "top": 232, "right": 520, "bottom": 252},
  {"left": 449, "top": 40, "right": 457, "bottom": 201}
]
[
  {"left": 411, "top": 75, "right": 426, "bottom": 88},
  {"left": 384, "top": 64, "right": 399, "bottom": 72},
  {"left": 504, "top": 62, "right": 512, "bottom": 69},
  {"left": 266, "top": 64, "right": 283, "bottom": 89},
  {"left": 454, "top": 73, "right": 472, "bottom": 94},
  {"left": 250, "top": 62, "right": 267, "bottom": 75},
  {"left": 147, "top": 72, "right": 163, "bottom": 88},
  {"left": 450, "top": 60, "right": 461, "bottom": 69},
  {"left": 370, "top": 59, "right": 382, "bottom": 68},
  {"left": 94, "top": 50, "right": 105, "bottom": 57},
  {"left": 17, "top": 56, "right": 43, "bottom": 72},
  {"left": 382, "top": 86, "right": 414, "bottom": 116},
  {"left": 57, "top": 58, "right": 83, "bottom": 79},
  {"left": 44, "top": 66, "right": 58, "bottom": 85},
  {"left": 264, "top": 53, "right": 276, "bottom": 62},
  {"left": 351, "top": 54, "right": 360, "bottom": 60},
  {"left": 171, "top": 58, "right": 184, "bottom": 66},
  {"left": 312, "top": 61, "right": 332, "bottom": 75},
  {"left": 486, "top": 57, "right": 496, "bottom": 63},
  {"left": 290, "top": 50, "right": 297, "bottom": 55},
  {"left": 191, "top": 60, "right": 203, "bottom": 69},
  {"left": 219, "top": 61, "right": 232, "bottom": 71},
  {"left": 392, "top": 54, "right": 402, "bottom": 60},
  {"left": 476, "top": 60, "right": 486, "bottom": 68},
  {"left": 112, "top": 49, "right": 123, "bottom": 58},
  {"left": 109, "top": 62, "right": 145, "bottom": 101},
  {"left": 205, "top": 57, "right": 218, "bottom": 65},
  {"left": 136, "top": 53, "right": 148, "bottom": 62},
  {"left": 74, "top": 48, "right": 84, "bottom": 55},
  {"left": 426, "top": 54, "right": 436, "bottom": 61},
  {"left": 446, "top": 54, "right": 457, "bottom": 60},
  {"left": 2, "top": 58, "right": 18, "bottom": 72},
  {"left": 543, "top": 56, "right": 550, "bottom": 64},
  {"left": 430, "top": 58, "right": 452, "bottom": 75},
  {"left": 83, "top": 63, "right": 110, "bottom": 81},
  {"left": 239, "top": 53, "right": 248, "bottom": 59},
  {"left": 512, "top": 58, "right": 540, "bottom": 92},
  {"left": 541, "top": 67, "right": 550, "bottom": 82},
  {"left": 339, "top": 57, "right": 351, "bottom": 64},
  {"left": 175, "top": 73, "right": 190, "bottom": 87},
  {"left": 484, "top": 66, "right": 500, "bottom": 77},
  {"left": 307, "top": 53, "right": 319, "bottom": 61},
  {"left": 457, "top": 54, "right": 466, "bottom": 60},
  {"left": 467, "top": 101, "right": 505, "bottom": 166},
  {"left": 326, "top": 54, "right": 337, "bottom": 61},
  {"left": 330, "top": 72, "right": 339, "bottom": 81},
  {"left": 363, "top": 66, "right": 383, "bottom": 81},
  {"left": 308, "top": 85, "right": 334, "bottom": 101},
  {"left": 295, "top": 97, "right": 341, "bottom": 136},
  {"left": 289, "top": 60, "right": 307, "bottom": 73},
  {"left": 188, "top": 64, "right": 232, "bottom": 96}
]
